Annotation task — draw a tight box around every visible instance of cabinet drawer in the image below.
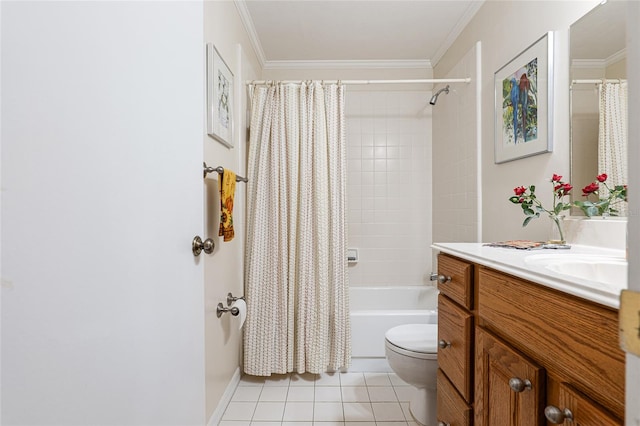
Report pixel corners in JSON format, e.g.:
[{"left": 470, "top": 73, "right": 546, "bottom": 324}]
[
  {"left": 437, "top": 369, "right": 472, "bottom": 426},
  {"left": 437, "top": 254, "right": 473, "bottom": 309},
  {"left": 438, "top": 294, "right": 473, "bottom": 403},
  {"left": 478, "top": 267, "right": 625, "bottom": 419}
]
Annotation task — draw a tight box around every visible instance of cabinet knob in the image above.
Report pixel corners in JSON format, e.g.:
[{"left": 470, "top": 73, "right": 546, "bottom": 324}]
[
  {"left": 508, "top": 377, "right": 532, "bottom": 393},
  {"left": 438, "top": 339, "right": 451, "bottom": 349},
  {"left": 429, "top": 273, "right": 452, "bottom": 284},
  {"left": 544, "top": 405, "right": 574, "bottom": 424}
]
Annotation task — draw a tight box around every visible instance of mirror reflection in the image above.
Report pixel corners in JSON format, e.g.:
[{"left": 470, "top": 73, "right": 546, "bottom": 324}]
[{"left": 570, "top": 0, "right": 627, "bottom": 216}]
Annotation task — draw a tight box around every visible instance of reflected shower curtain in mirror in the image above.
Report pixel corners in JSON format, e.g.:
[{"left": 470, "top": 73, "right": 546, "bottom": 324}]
[
  {"left": 598, "top": 80, "right": 628, "bottom": 214},
  {"left": 243, "top": 81, "right": 351, "bottom": 375}
]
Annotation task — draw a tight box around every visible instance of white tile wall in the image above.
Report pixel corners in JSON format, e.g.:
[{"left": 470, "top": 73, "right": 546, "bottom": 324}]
[
  {"left": 432, "top": 44, "right": 479, "bottom": 245},
  {"left": 345, "top": 91, "right": 432, "bottom": 287}
]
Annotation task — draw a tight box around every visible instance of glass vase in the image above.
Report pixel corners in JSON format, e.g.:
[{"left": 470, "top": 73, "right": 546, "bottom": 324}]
[{"left": 548, "top": 214, "right": 566, "bottom": 245}]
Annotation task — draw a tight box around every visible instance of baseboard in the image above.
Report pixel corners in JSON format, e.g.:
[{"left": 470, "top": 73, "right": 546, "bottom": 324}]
[{"left": 207, "top": 367, "right": 241, "bottom": 426}]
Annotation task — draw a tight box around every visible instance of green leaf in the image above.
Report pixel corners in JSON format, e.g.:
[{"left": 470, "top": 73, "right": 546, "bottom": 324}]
[
  {"left": 529, "top": 185, "right": 536, "bottom": 193},
  {"left": 509, "top": 196, "right": 521, "bottom": 204},
  {"left": 523, "top": 216, "right": 534, "bottom": 227},
  {"left": 554, "top": 203, "right": 562, "bottom": 214}
]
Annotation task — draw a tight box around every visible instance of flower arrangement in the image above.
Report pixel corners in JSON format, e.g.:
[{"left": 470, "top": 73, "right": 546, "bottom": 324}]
[
  {"left": 573, "top": 173, "right": 627, "bottom": 217},
  {"left": 509, "top": 174, "right": 573, "bottom": 243}
]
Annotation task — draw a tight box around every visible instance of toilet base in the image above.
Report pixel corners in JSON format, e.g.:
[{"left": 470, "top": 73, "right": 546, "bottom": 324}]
[{"left": 408, "top": 386, "right": 437, "bottom": 426}]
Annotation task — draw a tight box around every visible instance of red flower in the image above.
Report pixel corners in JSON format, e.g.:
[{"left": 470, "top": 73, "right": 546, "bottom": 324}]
[
  {"left": 555, "top": 183, "right": 573, "bottom": 196},
  {"left": 552, "top": 174, "right": 563, "bottom": 182},
  {"left": 582, "top": 182, "right": 599, "bottom": 195},
  {"left": 514, "top": 186, "right": 527, "bottom": 196},
  {"left": 596, "top": 173, "right": 608, "bottom": 182}
]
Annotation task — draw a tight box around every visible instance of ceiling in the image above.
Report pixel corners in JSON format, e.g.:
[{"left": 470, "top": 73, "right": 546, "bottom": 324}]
[{"left": 238, "top": 0, "right": 484, "bottom": 67}]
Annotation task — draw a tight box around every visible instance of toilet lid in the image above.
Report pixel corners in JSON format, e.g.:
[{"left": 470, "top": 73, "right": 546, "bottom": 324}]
[{"left": 385, "top": 324, "right": 438, "bottom": 353}]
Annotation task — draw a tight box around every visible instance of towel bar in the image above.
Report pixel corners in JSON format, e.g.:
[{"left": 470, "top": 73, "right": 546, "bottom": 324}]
[{"left": 203, "top": 162, "right": 248, "bottom": 182}]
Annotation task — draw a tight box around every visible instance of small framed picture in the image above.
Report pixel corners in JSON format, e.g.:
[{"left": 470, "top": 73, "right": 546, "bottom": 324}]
[
  {"left": 494, "top": 32, "right": 554, "bottom": 163},
  {"left": 207, "top": 43, "right": 234, "bottom": 148}
]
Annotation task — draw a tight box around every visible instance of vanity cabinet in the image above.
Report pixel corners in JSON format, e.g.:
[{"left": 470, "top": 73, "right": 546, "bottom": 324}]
[
  {"left": 435, "top": 253, "right": 625, "bottom": 426},
  {"left": 436, "top": 254, "right": 474, "bottom": 426}
]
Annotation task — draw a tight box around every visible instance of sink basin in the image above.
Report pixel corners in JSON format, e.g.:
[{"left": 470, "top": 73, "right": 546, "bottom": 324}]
[{"left": 524, "top": 254, "right": 627, "bottom": 291}]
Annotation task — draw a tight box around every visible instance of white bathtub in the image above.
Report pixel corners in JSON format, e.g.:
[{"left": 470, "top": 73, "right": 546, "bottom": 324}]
[{"left": 348, "top": 286, "right": 438, "bottom": 372}]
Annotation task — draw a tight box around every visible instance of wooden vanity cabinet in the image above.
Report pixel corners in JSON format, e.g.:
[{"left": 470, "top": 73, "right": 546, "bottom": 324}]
[
  {"left": 436, "top": 254, "right": 474, "bottom": 425},
  {"left": 435, "top": 253, "right": 625, "bottom": 426},
  {"left": 475, "top": 266, "right": 624, "bottom": 426}
]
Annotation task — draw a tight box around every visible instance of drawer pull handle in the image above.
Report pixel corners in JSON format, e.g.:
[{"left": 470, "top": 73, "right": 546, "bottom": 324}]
[
  {"left": 438, "top": 339, "right": 451, "bottom": 349},
  {"left": 508, "top": 377, "right": 532, "bottom": 392},
  {"left": 430, "top": 273, "right": 452, "bottom": 284},
  {"left": 544, "top": 405, "right": 574, "bottom": 424}
]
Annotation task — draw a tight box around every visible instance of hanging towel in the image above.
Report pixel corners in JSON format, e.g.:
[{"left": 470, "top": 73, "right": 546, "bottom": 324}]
[{"left": 218, "top": 169, "right": 236, "bottom": 242}]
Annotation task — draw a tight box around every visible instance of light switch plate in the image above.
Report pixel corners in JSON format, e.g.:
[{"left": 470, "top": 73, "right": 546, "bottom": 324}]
[{"left": 620, "top": 290, "right": 640, "bottom": 356}]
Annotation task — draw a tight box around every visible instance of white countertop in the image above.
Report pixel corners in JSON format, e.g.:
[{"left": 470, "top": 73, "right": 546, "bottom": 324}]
[{"left": 432, "top": 243, "right": 626, "bottom": 309}]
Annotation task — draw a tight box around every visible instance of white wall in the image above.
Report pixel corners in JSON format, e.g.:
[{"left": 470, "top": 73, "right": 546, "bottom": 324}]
[
  {"left": 432, "top": 43, "right": 480, "bottom": 244},
  {"left": 435, "top": 0, "right": 599, "bottom": 242},
  {"left": 203, "top": 1, "right": 261, "bottom": 422},
  {"left": 263, "top": 66, "right": 435, "bottom": 286},
  {"left": 346, "top": 90, "right": 432, "bottom": 286},
  {"left": 626, "top": 0, "right": 640, "bottom": 422},
  {"left": 1, "top": 2, "right": 205, "bottom": 424}
]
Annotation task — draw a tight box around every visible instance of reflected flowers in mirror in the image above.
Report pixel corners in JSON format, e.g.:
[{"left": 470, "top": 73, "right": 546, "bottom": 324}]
[{"left": 574, "top": 174, "right": 627, "bottom": 217}]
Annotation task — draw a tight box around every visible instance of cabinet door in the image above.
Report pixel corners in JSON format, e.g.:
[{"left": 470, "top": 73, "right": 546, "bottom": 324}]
[
  {"left": 544, "top": 383, "right": 622, "bottom": 425},
  {"left": 475, "top": 327, "right": 545, "bottom": 426}
]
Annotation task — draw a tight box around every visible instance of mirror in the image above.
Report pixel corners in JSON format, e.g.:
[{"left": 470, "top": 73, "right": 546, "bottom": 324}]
[{"left": 570, "top": 0, "right": 627, "bottom": 216}]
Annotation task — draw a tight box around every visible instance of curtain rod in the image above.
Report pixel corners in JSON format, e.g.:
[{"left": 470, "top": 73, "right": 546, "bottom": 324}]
[
  {"left": 571, "top": 79, "right": 626, "bottom": 84},
  {"left": 246, "top": 78, "right": 471, "bottom": 86}
]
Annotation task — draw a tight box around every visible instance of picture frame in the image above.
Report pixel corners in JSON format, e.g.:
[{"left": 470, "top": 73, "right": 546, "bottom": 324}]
[
  {"left": 494, "top": 32, "right": 554, "bottom": 163},
  {"left": 207, "top": 43, "right": 234, "bottom": 148}
]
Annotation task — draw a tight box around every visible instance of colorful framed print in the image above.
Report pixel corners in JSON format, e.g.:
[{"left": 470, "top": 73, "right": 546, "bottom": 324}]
[{"left": 494, "top": 32, "right": 554, "bottom": 163}]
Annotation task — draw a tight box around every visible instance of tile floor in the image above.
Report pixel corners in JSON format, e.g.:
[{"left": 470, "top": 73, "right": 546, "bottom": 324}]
[{"left": 219, "top": 372, "right": 421, "bottom": 426}]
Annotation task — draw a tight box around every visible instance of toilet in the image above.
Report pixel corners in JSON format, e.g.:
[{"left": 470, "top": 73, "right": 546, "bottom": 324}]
[{"left": 385, "top": 324, "right": 439, "bottom": 426}]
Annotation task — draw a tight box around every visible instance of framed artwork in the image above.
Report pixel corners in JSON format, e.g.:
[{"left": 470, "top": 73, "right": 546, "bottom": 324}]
[
  {"left": 207, "top": 43, "right": 234, "bottom": 148},
  {"left": 494, "top": 32, "right": 554, "bottom": 163}
]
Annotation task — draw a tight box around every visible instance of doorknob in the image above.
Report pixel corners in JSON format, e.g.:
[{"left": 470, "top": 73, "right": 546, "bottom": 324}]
[{"left": 192, "top": 236, "right": 215, "bottom": 256}]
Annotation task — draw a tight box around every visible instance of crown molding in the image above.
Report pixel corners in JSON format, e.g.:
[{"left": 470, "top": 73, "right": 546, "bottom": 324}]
[
  {"left": 263, "top": 59, "right": 432, "bottom": 70},
  {"left": 234, "top": 0, "right": 266, "bottom": 67},
  {"left": 431, "top": 0, "right": 484, "bottom": 67},
  {"left": 572, "top": 58, "right": 606, "bottom": 69},
  {"left": 606, "top": 48, "right": 627, "bottom": 66}
]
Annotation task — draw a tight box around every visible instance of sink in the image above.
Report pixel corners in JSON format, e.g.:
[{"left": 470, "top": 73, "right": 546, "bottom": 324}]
[{"left": 524, "top": 254, "right": 627, "bottom": 291}]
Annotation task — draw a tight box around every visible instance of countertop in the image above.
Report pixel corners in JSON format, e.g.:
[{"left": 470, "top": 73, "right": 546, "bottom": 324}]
[{"left": 432, "top": 243, "right": 626, "bottom": 309}]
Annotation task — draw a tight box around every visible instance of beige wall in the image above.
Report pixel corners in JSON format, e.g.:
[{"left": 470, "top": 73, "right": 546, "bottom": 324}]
[
  {"left": 435, "top": 0, "right": 599, "bottom": 242},
  {"left": 203, "top": 1, "right": 261, "bottom": 421}
]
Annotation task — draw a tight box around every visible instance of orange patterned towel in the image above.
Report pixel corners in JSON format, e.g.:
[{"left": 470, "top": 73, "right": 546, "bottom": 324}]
[{"left": 218, "top": 169, "right": 236, "bottom": 242}]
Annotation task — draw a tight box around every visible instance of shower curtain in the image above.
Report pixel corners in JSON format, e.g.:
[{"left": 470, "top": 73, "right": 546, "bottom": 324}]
[
  {"left": 243, "top": 81, "right": 351, "bottom": 376},
  {"left": 598, "top": 80, "right": 628, "bottom": 214}
]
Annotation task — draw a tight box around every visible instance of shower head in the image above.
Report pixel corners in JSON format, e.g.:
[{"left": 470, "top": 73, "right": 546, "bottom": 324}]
[{"left": 429, "top": 85, "right": 450, "bottom": 105}]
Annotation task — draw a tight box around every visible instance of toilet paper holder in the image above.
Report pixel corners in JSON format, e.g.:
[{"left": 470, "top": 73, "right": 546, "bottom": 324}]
[
  {"left": 226, "top": 292, "right": 245, "bottom": 306},
  {"left": 217, "top": 293, "right": 246, "bottom": 318},
  {"left": 216, "top": 303, "right": 240, "bottom": 318}
]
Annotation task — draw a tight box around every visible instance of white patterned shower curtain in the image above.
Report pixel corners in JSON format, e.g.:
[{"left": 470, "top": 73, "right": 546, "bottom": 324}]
[
  {"left": 598, "top": 80, "right": 628, "bottom": 213},
  {"left": 243, "top": 81, "right": 351, "bottom": 376}
]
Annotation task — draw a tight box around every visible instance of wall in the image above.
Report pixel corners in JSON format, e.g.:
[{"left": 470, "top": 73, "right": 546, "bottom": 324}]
[
  {"left": 203, "top": 1, "right": 261, "bottom": 422},
  {"left": 432, "top": 43, "right": 480, "bottom": 244},
  {"left": 1, "top": 2, "right": 206, "bottom": 424},
  {"left": 435, "top": 0, "right": 600, "bottom": 242},
  {"left": 626, "top": 0, "right": 640, "bottom": 422},
  {"left": 263, "top": 67, "right": 434, "bottom": 286}
]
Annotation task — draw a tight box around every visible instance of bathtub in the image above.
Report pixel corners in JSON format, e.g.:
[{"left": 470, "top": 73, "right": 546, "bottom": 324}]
[{"left": 348, "top": 286, "right": 438, "bottom": 372}]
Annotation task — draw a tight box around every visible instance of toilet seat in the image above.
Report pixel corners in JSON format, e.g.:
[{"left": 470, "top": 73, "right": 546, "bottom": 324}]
[{"left": 385, "top": 324, "right": 438, "bottom": 359}]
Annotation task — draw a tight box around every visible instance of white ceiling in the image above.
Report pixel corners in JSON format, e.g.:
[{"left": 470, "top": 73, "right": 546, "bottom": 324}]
[{"left": 239, "top": 0, "right": 484, "bottom": 67}]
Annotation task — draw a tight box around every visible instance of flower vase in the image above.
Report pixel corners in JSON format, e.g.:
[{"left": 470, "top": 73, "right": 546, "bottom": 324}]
[{"left": 548, "top": 214, "right": 566, "bottom": 245}]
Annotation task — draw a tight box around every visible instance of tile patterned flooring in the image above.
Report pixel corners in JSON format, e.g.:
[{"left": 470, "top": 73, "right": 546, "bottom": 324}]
[{"left": 219, "top": 372, "right": 421, "bottom": 426}]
